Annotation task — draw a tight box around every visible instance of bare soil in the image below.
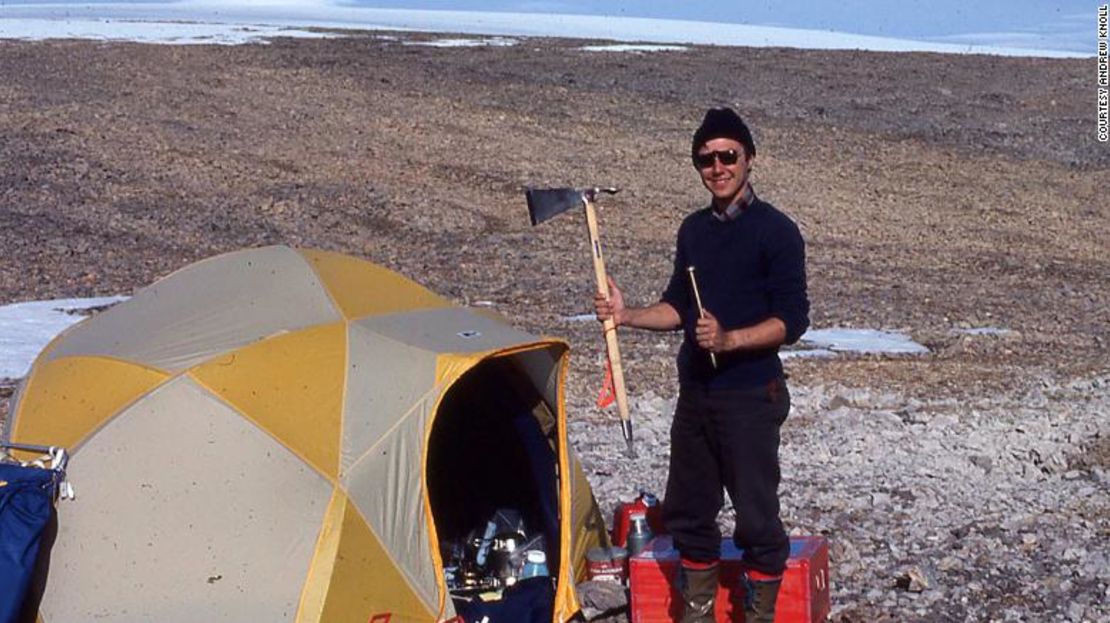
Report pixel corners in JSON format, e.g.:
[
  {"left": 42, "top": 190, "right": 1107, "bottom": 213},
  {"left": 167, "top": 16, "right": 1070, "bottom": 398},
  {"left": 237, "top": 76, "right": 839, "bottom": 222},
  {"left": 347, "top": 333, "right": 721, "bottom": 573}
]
[{"left": 1, "top": 32, "right": 1107, "bottom": 622}]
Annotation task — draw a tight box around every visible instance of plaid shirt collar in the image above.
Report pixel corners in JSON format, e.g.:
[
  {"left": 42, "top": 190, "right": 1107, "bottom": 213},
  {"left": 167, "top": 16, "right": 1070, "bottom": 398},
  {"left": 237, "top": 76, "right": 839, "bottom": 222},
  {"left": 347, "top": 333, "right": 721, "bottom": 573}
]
[{"left": 711, "top": 183, "right": 755, "bottom": 222}]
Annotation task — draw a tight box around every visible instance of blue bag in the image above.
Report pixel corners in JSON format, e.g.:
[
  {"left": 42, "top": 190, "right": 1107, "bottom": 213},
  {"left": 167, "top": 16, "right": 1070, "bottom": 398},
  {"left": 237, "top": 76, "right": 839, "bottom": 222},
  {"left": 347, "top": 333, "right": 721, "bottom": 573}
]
[{"left": 0, "top": 463, "right": 57, "bottom": 623}]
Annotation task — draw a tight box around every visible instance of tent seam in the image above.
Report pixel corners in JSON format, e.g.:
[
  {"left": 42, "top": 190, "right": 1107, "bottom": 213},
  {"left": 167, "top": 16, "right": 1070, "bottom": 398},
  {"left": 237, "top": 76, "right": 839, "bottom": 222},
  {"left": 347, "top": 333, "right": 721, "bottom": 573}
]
[
  {"left": 294, "top": 247, "right": 452, "bottom": 323},
  {"left": 344, "top": 470, "right": 440, "bottom": 619},
  {"left": 554, "top": 348, "right": 576, "bottom": 621},
  {"left": 187, "top": 373, "right": 341, "bottom": 488},
  {"left": 9, "top": 356, "right": 173, "bottom": 452},
  {"left": 342, "top": 384, "right": 443, "bottom": 477},
  {"left": 295, "top": 248, "right": 352, "bottom": 322},
  {"left": 292, "top": 488, "right": 343, "bottom": 623}
]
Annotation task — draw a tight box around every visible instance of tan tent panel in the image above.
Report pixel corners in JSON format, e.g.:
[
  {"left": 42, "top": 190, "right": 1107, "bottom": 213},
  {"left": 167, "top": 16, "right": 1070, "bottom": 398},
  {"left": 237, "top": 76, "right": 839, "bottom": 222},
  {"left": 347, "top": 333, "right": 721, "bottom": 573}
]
[
  {"left": 41, "top": 246, "right": 342, "bottom": 372},
  {"left": 358, "top": 307, "right": 540, "bottom": 356},
  {"left": 5, "top": 246, "right": 608, "bottom": 623},
  {"left": 341, "top": 326, "right": 437, "bottom": 474},
  {"left": 41, "top": 376, "right": 333, "bottom": 621},
  {"left": 343, "top": 394, "right": 441, "bottom": 612}
]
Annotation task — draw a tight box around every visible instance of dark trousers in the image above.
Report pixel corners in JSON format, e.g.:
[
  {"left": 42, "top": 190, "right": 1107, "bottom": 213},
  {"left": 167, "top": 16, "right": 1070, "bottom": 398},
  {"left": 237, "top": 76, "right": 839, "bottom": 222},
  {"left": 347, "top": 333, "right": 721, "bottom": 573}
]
[{"left": 662, "top": 378, "right": 791, "bottom": 574}]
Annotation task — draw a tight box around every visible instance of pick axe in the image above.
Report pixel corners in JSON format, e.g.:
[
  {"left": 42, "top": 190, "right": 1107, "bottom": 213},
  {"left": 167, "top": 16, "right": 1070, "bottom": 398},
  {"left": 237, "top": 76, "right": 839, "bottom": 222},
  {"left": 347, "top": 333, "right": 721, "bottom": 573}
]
[{"left": 526, "top": 187, "right": 635, "bottom": 457}]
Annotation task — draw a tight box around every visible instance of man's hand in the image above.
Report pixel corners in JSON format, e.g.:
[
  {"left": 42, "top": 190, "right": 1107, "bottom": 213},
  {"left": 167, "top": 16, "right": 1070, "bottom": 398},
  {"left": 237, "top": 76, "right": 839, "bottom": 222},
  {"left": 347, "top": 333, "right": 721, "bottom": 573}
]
[
  {"left": 695, "top": 309, "right": 732, "bottom": 353},
  {"left": 594, "top": 279, "right": 681, "bottom": 332},
  {"left": 697, "top": 315, "right": 789, "bottom": 353},
  {"left": 594, "top": 276, "right": 625, "bottom": 326}
]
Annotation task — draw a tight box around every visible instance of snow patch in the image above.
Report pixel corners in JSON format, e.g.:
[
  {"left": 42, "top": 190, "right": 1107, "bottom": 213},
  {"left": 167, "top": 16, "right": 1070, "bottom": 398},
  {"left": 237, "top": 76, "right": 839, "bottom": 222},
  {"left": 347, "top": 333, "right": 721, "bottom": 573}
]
[
  {"left": 402, "top": 36, "right": 518, "bottom": 47},
  {"left": 579, "top": 43, "right": 687, "bottom": 53},
  {"left": 0, "top": 297, "right": 129, "bottom": 379},
  {"left": 780, "top": 348, "right": 839, "bottom": 360},
  {"left": 798, "top": 328, "right": 929, "bottom": 355},
  {"left": 0, "top": 17, "right": 337, "bottom": 45},
  {"left": 952, "top": 326, "right": 1014, "bottom": 336}
]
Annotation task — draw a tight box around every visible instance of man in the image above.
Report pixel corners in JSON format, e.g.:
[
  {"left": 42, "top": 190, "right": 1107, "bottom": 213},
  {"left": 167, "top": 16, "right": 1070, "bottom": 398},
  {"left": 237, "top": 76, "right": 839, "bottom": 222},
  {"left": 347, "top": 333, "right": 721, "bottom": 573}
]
[{"left": 594, "top": 107, "right": 809, "bottom": 622}]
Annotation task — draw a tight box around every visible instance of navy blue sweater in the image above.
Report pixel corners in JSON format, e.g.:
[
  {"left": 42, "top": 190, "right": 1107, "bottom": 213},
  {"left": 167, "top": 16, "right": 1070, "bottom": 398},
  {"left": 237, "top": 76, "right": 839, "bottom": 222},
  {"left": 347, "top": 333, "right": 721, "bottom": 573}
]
[{"left": 660, "top": 197, "right": 809, "bottom": 389}]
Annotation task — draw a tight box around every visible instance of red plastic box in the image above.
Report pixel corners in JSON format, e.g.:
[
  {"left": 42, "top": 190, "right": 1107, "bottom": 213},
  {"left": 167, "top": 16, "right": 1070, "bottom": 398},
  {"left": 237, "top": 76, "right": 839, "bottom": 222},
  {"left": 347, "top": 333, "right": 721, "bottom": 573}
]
[{"left": 628, "top": 535, "right": 830, "bottom": 623}]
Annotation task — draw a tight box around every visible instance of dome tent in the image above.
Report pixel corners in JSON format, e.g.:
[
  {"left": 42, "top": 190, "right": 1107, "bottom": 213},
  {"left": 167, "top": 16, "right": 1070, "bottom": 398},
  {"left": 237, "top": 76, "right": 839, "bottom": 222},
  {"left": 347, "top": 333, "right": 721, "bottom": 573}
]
[{"left": 5, "top": 246, "right": 607, "bottom": 622}]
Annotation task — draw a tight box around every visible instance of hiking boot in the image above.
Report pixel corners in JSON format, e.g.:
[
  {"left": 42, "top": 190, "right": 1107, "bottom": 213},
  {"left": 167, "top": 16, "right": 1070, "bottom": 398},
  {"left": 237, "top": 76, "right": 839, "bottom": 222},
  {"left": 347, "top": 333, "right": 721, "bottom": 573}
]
[
  {"left": 741, "top": 572, "right": 782, "bottom": 623},
  {"left": 679, "top": 562, "right": 719, "bottom": 623}
]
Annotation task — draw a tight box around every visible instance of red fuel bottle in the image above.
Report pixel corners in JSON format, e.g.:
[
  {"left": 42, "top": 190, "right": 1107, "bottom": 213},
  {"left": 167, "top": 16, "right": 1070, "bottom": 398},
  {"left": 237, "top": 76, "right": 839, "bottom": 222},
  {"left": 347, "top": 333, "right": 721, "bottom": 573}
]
[{"left": 612, "top": 491, "right": 666, "bottom": 548}]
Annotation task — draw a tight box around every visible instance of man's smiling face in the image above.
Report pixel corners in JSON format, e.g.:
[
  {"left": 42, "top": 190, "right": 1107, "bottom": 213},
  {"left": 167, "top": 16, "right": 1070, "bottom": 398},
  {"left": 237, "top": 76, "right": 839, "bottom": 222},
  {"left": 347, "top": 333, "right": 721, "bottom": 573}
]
[{"left": 694, "top": 137, "right": 753, "bottom": 207}]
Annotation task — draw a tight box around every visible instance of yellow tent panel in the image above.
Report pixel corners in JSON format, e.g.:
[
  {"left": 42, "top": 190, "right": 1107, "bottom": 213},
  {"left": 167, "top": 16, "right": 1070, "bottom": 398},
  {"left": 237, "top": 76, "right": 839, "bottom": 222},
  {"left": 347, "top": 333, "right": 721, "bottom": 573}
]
[
  {"left": 302, "top": 249, "right": 451, "bottom": 320},
  {"left": 12, "top": 355, "right": 168, "bottom": 451}
]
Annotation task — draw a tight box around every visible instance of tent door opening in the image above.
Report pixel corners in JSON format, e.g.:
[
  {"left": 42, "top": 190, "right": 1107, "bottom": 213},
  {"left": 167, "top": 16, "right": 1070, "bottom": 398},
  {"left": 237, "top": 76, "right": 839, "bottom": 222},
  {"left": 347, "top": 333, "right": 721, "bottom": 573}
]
[{"left": 427, "top": 356, "right": 562, "bottom": 622}]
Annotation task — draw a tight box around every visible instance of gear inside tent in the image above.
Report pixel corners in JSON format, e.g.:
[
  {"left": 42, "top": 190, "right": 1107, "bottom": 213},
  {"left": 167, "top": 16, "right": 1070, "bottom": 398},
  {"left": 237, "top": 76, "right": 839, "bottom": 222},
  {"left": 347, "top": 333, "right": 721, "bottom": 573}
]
[
  {"left": 429, "top": 359, "right": 566, "bottom": 621},
  {"left": 4, "top": 246, "right": 608, "bottom": 623}
]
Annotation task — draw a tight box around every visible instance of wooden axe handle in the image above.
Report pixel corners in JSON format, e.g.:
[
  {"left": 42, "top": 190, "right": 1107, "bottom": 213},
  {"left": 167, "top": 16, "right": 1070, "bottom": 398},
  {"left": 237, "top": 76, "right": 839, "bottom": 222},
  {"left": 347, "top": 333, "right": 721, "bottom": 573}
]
[{"left": 583, "top": 197, "right": 633, "bottom": 444}]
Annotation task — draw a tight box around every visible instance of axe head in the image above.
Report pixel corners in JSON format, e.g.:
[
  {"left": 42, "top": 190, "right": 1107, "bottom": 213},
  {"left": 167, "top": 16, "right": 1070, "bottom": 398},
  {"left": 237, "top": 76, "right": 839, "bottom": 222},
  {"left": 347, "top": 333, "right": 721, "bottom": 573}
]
[{"left": 525, "top": 187, "right": 585, "bottom": 226}]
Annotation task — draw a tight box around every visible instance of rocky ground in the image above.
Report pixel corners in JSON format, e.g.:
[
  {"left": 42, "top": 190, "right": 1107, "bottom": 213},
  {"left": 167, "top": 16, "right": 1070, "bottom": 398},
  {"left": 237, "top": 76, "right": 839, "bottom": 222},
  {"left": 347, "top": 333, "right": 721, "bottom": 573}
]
[{"left": 1, "top": 30, "right": 1107, "bottom": 621}]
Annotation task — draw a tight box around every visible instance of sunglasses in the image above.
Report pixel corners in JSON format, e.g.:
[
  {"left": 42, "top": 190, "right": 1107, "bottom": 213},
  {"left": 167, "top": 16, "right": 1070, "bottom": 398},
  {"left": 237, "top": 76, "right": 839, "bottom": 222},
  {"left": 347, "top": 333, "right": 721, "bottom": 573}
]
[{"left": 693, "top": 149, "right": 741, "bottom": 168}]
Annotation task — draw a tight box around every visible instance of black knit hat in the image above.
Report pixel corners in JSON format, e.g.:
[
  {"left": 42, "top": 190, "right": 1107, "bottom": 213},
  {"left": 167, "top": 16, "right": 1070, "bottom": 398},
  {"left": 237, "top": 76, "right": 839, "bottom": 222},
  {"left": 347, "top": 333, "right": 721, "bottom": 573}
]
[{"left": 691, "top": 107, "right": 756, "bottom": 159}]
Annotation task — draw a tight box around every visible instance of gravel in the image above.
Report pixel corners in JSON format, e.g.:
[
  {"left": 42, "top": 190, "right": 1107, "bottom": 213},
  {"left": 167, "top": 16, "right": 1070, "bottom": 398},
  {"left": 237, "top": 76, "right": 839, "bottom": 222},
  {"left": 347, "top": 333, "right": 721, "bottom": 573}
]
[{"left": 568, "top": 372, "right": 1108, "bottom": 622}]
